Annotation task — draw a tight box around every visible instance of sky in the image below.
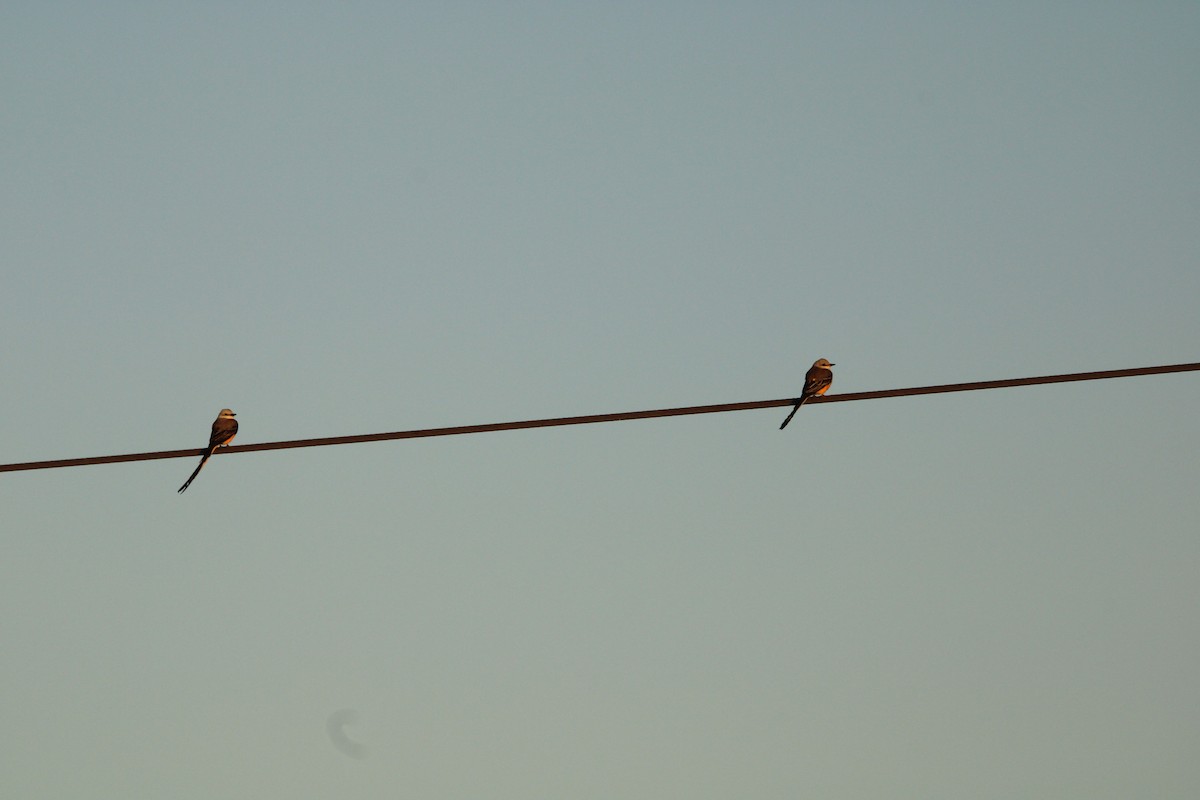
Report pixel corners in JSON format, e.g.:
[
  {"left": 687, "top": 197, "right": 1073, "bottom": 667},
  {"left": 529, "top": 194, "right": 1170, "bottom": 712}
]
[{"left": 2, "top": 2, "right": 1198, "bottom": 797}]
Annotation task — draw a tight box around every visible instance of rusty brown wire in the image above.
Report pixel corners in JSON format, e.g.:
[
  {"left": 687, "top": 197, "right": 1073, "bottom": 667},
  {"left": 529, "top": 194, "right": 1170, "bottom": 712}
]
[{"left": 2, "top": 362, "right": 1197, "bottom": 474}]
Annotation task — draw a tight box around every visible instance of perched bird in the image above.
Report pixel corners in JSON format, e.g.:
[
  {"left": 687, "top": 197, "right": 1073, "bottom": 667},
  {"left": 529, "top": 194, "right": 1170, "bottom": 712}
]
[
  {"left": 780, "top": 359, "right": 834, "bottom": 429},
  {"left": 178, "top": 408, "right": 238, "bottom": 493}
]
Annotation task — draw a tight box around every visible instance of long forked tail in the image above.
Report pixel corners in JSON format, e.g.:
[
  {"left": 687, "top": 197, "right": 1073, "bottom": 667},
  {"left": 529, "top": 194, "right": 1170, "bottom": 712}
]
[
  {"left": 779, "top": 399, "right": 805, "bottom": 430},
  {"left": 177, "top": 451, "right": 212, "bottom": 493}
]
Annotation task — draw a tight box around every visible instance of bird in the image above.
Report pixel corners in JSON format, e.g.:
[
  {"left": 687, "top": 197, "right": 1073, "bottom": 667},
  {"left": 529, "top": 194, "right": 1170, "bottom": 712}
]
[
  {"left": 780, "top": 359, "right": 834, "bottom": 429},
  {"left": 178, "top": 408, "right": 238, "bottom": 493}
]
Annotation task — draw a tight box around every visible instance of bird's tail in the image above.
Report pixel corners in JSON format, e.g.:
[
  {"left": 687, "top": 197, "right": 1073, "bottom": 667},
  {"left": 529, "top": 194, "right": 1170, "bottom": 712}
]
[
  {"left": 177, "top": 452, "right": 212, "bottom": 493},
  {"left": 779, "top": 399, "right": 805, "bottom": 430}
]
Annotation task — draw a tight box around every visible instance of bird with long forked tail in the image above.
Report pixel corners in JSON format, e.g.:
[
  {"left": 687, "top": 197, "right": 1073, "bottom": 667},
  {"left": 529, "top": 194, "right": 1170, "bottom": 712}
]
[
  {"left": 780, "top": 359, "right": 834, "bottom": 429},
  {"left": 178, "top": 409, "right": 238, "bottom": 493}
]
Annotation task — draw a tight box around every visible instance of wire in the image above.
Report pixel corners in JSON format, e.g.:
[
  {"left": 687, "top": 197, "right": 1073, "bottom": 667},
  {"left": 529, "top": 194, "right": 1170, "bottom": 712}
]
[{"left": 2, "top": 361, "right": 1197, "bottom": 474}]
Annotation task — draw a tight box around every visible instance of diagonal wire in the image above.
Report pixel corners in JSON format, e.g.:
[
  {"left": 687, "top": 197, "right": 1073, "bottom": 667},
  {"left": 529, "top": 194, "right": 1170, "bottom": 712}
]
[{"left": 1, "top": 361, "right": 1197, "bottom": 474}]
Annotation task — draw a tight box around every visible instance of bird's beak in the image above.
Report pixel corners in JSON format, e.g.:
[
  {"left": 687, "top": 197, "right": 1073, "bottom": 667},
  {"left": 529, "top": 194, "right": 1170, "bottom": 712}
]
[{"left": 829, "top": 362, "right": 836, "bottom": 366}]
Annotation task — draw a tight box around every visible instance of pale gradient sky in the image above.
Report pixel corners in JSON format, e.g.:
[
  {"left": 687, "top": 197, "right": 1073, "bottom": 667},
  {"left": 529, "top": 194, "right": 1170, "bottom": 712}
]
[{"left": 2, "top": 3, "right": 1199, "bottom": 797}]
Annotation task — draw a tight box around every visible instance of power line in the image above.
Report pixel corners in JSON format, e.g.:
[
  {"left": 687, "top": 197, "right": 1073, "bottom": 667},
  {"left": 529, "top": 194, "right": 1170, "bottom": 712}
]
[{"left": 2, "top": 361, "right": 1197, "bottom": 475}]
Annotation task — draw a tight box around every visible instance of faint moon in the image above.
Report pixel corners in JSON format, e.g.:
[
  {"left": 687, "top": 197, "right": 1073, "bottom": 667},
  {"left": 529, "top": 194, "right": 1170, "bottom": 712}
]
[{"left": 326, "top": 708, "right": 368, "bottom": 759}]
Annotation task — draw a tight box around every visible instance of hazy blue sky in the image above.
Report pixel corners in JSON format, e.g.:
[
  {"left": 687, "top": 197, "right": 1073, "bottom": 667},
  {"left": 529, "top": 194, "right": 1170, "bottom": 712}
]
[{"left": 3, "top": 3, "right": 1198, "bottom": 797}]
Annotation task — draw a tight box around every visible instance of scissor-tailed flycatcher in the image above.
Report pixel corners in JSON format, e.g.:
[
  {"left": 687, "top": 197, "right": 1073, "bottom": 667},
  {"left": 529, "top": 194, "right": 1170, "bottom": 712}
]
[
  {"left": 780, "top": 359, "right": 834, "bottom": 429},
  {"left": 178, "top": 408, "right": 238, "bottom": 493}
]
